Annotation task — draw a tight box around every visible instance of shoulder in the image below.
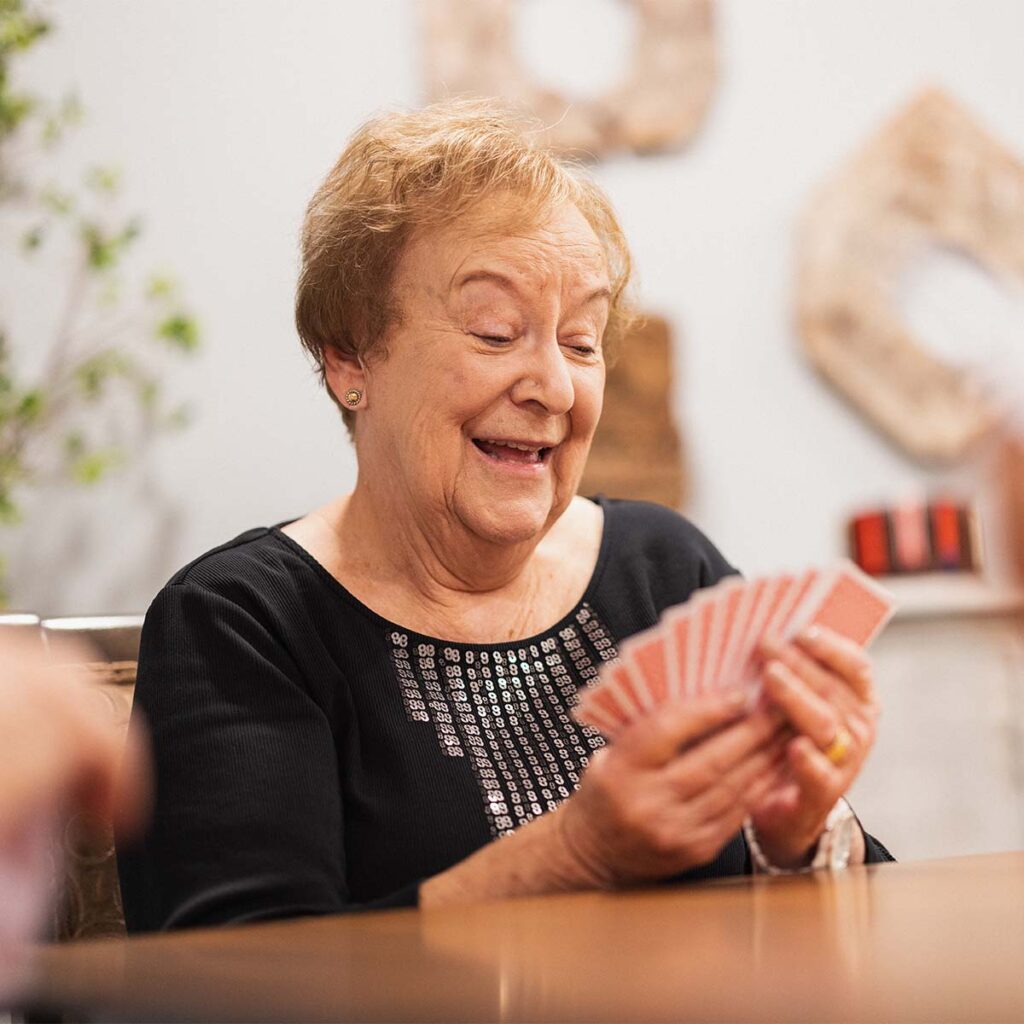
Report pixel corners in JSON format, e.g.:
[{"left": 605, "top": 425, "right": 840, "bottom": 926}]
[
  {"left": 168, "top": 525, "right": 305, "bottom": 586},
  {"left": 140, "top": 527, "right": 334, "bottom": 693},
  {"left": 604, "top": 498, "right": 737, "bottom": 577},
  {"left": 598, "top": 498, "right": 739, "bottom": 612},
  {"left": 135, "top": 529, "right": 341, "bottom": 745},
  {"left": 154, "top": 526, "right": 322, "bottom": 621}
]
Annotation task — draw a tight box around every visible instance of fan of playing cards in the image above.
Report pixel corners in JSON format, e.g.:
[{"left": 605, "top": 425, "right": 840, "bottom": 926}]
[{"left": 574, "top": 560, "right": 895, "bottom": 738}]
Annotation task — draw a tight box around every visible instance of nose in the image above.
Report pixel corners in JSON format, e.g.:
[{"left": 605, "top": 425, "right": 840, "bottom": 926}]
[{"left": 508, "top": 335, "right": 575, "bottom": 416}]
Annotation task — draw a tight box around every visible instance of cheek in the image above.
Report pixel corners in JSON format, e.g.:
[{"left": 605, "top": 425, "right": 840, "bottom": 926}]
[
  {"left": 572, "top": 370, "right": 605, "bottom": 437},
  {"left": 373, "top": 343, "right": 472, "bottom": 429},
  {"left": 446, "top": 354, "right": 518, "bottom": 417}
]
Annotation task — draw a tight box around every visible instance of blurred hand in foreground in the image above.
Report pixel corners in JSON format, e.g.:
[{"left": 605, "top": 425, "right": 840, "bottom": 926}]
[{"left": 0, "top": 634, "right": 149, "bottom": 1001}]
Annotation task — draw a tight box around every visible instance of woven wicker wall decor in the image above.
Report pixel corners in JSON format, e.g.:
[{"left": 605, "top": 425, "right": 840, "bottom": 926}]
[
  {"left": 796, "top": 89, "right": 1024, "bottom": 463},
  {"left": 579, "top": 314, "right": 686, "bottom": 508},
  {"left": 420, "top": 0, "right": 716, "bottom": 157}
]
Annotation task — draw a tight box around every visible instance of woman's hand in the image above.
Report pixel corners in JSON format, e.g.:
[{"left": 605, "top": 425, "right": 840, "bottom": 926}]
[
  {"left": 746, "top": 627, "right": 880, "bottom": 868},
  {"left": 555, "top": 692, "right": 790, "bottom": 888}
]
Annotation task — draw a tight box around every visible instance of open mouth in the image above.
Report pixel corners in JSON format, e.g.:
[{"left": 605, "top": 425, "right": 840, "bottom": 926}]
[{"left": 471, "top": 438, "right": 554, "bottom": 466}]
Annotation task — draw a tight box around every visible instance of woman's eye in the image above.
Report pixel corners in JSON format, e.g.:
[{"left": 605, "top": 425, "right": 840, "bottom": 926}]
[
  {"left": 474, "top": 334, "right": 513, "bottom": 346},
  {"left": 565, "top": 341, "right": 597, "bottom": 356}
]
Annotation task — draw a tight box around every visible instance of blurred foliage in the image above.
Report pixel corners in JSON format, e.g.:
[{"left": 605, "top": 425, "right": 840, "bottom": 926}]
[{"left": 0, "top": 0, "right": 199, "bottom": 605}]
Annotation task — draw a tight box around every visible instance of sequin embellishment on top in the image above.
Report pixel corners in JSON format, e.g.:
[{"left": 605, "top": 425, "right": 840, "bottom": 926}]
[{"left": 387, "top": 603, "right": 616, "bottom": 838}]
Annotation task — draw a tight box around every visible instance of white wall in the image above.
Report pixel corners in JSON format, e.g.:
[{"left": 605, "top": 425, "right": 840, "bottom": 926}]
[{"left": 4, "top": 0, "right": 1024, "bottom": 614}]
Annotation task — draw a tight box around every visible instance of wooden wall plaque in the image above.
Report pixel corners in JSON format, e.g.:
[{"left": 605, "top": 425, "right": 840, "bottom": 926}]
[
  {"left": 420, "top": 0, "right": 716, "bottom": 158},
  {"left": 998, "top": 434, "right": 1024, "bottom": 585},
  {"left": 796, "top": 89, "right": 1024, "bottom": 463},
  {"left": 580, "top": 314, "right": 686, "bottom": 508}
]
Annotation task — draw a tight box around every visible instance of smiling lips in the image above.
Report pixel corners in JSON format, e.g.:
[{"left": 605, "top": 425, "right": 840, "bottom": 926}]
[{"left": 472, "top": 437, "right": 556, "bottom": 465}]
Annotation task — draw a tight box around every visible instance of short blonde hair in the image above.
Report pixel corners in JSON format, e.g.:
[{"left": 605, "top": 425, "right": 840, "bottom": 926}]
[{"left": 295, "top": 98, "right": 635, "bottom": 429}]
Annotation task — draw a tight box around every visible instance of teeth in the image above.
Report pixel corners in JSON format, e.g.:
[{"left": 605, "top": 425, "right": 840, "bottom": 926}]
[{"left": 484, "top": 439, "right": 541, "bottom": 452}]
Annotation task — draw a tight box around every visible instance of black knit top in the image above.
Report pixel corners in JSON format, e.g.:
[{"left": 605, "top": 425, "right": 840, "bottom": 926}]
[{"left": 117, "top": 497, "right": 893, "bottom": 933}]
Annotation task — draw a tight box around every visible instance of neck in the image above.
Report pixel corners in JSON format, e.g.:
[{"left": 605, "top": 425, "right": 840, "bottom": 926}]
[{"left": 339, "top": 473, "right": 544, "bottom": 608}]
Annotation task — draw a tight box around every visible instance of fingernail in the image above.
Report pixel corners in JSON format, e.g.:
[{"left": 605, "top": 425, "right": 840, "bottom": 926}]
[
  {"left": 800, "top": 626, "right": 821, "bottom": 644},
  {"left": 766, "top": 659, "right": 786, "bottom": 681},
  {"left": 725, "top": 690, "right": 747, "bottom": 709}
]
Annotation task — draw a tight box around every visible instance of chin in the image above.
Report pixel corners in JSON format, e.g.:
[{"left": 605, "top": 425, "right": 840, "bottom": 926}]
[{"left": 456, "top": 494, "right": 557, "bottom": 547}]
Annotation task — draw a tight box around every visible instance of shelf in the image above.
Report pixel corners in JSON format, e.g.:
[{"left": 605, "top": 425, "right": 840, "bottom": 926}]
[{"left": 883, "top": 574, "right": 1024, "bottom": 621}]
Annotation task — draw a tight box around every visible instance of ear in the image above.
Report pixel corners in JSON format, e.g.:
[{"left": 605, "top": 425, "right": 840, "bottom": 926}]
[{"left": 323, "top": 346, "right": 368, "bottom": 410}]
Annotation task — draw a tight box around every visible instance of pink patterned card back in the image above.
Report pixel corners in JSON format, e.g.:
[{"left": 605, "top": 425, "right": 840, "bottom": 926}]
[
  {"left": 665, "top": 608, "right": 692, "bottom": 700},
  {"left": 623, "top": 631, "right": 672, "bottom": 706},
  {"left": 791, "top": 561, "right": 895, "bottom": 647},
  {"left": 717, "top": 577, "right": 766, "bottom": 688},
  {"left": 702, "top": 580, "right": 745, "bottom": 692},
  {"left": 686, "top": 597, "right": 716, "bottom": 697}
]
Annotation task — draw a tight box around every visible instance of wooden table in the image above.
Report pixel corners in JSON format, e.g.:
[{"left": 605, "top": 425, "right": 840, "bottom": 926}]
[{"left": 19, "top": 852, "right": 1024, "bottom": 1022}]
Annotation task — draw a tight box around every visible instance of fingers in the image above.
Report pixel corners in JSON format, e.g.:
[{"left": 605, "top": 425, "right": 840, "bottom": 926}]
[
  {"left": 758, "top": 629, "right": 879, "bottom": 771},
  {"left": 112, "top": 719, "right": 153, "bottom": 839},
  {"left": 43, "top": 689, "right": 123, "bottom": 820},
  {"left": 683, "top": 732, "right": 789, "bottom": 820},
  {"left": 616, "top": 690, "right": 749, "bottom": 767},
  {"left": 667, "top": 707, "right": 785, "bottom": 798},
  {"left": 687, "top": 758, "right": 790, "bottom": 860},
  {"left": 762, "top": 658, "right": 839, "bottom": 750},
  {"left": 736, "top": 758, "right": 791, "bottom": 815},
  {"left": 0, "top": 645, "right": 125, "bottom": 830},
  {"left": 761, "top": 638, "right": 854, "bottom": 714},
  {"left": 795, "top": 627, "right": 875, "bottom": 703},
  {"left": 786, "top": 734, "right": 841, "bottom": 796}
]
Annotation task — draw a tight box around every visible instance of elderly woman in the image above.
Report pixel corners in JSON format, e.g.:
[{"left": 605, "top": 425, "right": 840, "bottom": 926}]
[{"left": 117, "top": 101, "right": 891, "bottom": 931}]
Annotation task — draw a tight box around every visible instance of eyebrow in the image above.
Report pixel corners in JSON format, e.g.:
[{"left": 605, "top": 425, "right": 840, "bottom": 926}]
[{"left": 457, "top": 270, "right": 611, "bottom": 306}]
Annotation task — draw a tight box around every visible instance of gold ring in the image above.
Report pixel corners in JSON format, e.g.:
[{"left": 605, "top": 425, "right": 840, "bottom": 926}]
[{"left": 822, "top": 725, "right": 853, "bottom": 766}]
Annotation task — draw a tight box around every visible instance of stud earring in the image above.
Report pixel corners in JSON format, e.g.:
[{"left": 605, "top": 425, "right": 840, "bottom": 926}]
[{"left": 344, "top": 388, "right": 362, "bottom": 407}]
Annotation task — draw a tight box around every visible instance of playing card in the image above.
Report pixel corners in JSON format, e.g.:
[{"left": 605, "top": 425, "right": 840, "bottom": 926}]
[
  {"left": 573, "top": 690, "right": 624, "bottom": 737},
  {"left": 785, "top": 560, "right": 895, "bottom": 647},
  {"left": 601, "top": 659, "right": 649, "bottom": 717},
  {"left": 685, "top": 594, "right": 716, "bottom": 698},
  {"left": 762, "top": 568, "right": 819, "bottom": 644},
  {"left": 572, "top": 560, "right": 896, "bottom": 745},
  {"left": 700, "top": 578, "right": 745, "bottom": 693},
  {"left": 731, "top": 573, "right": 794, "bottom": 689},
  {"left": 573, "top": 677, "right": 630, "bottom": 735},
  {"left": 715, "top": 576, "right": 767, "bottom": 690},
  {"left": 739, "top": 569, "right": 820, "bottom": 700},
  {"left": 621, "top": 629, "right": 672, "bottom": 707},
  {"left": 663, "top": 606, "right": 692, "bottom": 701}
]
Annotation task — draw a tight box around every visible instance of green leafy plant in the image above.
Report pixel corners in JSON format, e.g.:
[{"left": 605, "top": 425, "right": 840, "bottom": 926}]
[{"left": 0, "top": 0, "right": 199, "bottom": 602}]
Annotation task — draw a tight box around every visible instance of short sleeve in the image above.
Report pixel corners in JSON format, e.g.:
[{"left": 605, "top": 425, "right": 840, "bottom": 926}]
[
  {"left": 597, "top": 499, "right": 741, "bottom": 625},
  {"left": 115, "top": 582, "right": 416, "bottom": 933}
]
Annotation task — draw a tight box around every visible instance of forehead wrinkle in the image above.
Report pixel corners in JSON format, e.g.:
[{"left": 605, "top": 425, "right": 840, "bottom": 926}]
[
  {"left": 419, "top": 210, "right": 609, "bottom": 313},
  {"left": 452, "top": 249, "right": 608, "bottom": 302}
]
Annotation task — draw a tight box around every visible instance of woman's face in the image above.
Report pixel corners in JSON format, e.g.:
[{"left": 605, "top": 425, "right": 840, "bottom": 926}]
[{"left": 350, "top": 198, "right": 611, "bottom": 548}]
